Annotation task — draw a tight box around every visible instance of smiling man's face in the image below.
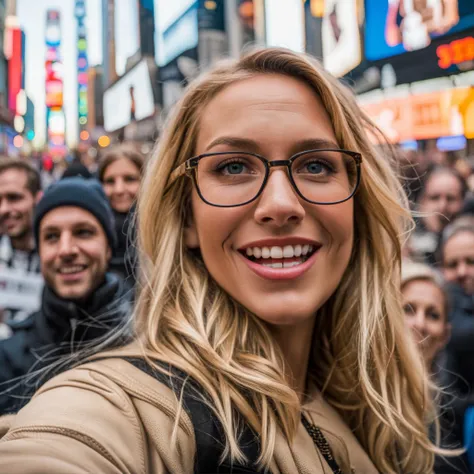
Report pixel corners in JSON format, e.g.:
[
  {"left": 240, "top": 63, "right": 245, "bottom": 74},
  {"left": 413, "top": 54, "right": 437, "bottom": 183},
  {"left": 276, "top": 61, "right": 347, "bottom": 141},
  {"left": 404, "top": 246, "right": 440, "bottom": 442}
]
[{"left": 39, "top": 206, "right": 111, "bottom": 300}]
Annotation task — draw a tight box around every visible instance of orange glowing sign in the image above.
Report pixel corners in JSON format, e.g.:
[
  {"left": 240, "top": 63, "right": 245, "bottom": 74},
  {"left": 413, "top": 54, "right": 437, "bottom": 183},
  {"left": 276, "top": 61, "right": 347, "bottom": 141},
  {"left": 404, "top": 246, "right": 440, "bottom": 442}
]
[
  {"left": 360, "top": 87, "right": 474, "bottom": 143},
  {"left": 436, "top": 36, "right": 474, "bottom": 69}
]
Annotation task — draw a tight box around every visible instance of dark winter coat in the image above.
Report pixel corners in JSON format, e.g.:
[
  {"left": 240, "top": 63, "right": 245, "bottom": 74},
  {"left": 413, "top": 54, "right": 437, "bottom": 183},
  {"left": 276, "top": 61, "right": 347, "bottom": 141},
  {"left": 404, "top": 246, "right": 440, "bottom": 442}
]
[{"left": 0, "top": 273, "right": 131, "bottom": 415}]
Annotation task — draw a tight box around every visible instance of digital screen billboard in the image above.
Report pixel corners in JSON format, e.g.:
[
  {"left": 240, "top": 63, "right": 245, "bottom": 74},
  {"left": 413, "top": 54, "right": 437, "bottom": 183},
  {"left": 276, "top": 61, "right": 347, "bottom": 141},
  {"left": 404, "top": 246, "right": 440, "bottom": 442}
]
[
  {"left": 154, "top": 0, "right": 198, "bottom": 66},
  {"left": 304, "top": 0, "right": 363, "bottom": 78},
  {"left": 103, "top": 59, "right": 155, "bottom": 132},
  {"left": 365, "top": 0, "right": 474, "bottom": 61}
]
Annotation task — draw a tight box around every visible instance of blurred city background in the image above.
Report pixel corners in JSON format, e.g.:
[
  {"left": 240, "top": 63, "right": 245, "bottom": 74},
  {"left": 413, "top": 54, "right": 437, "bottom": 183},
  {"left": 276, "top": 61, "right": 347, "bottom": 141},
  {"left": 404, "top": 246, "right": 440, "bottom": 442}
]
[{"left": 0, "top": 0, "right": 473, "bottom": 169}]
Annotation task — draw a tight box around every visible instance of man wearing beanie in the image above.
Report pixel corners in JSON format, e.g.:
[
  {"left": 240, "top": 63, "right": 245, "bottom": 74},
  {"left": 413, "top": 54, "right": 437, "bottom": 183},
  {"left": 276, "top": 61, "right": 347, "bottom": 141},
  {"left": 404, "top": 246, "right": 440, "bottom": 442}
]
[{"left": 0, "top": 177, "right": 132, "bottom": 415}]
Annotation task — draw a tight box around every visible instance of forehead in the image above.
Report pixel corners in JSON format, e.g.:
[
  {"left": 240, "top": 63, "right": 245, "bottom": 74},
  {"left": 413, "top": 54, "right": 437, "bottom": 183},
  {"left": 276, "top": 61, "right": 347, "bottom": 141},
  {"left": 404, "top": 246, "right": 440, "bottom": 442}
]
[
  {"left": 104, "top": 157, "right": 140, "bottom": 177},
  {"left": 40, "top": 206, "right": 102, "bottom": 230},
  {"left": 426, "top": 172, "right": 462, "bottom": 194},
  {"left": 196, "top": 74, "right": 337, "bottom": 152},
  {"left": 0, "top": 168, "right": 29, "bottom": 191},
  {"left": 403, "top": 279, "right": 445, "bottom": 305},
  {"left": 444, "top": 231, "right": 474, "bottom": 257}
]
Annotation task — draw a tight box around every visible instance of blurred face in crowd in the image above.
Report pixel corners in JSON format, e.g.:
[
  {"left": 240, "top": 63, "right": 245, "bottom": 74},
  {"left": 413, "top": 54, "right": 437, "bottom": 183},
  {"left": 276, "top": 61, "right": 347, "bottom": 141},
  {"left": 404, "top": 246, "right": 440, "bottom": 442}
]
[
  {"left": 0, "top": 168, "right": 41, "bottom": 242},
  {"left": 403, "top": 279, "right": 449, "bottom": 368},
  {"left": 419, "top": 171, "right": 464, "bottom": 233},
  {"left": 443, "top": 230, "right": 474, "bottom": 295},
  {"left": 102, "top": 158, "right": 141, "bottom": 213},
  {"left": 39, "top": 206, "right": 111, "bottom": 301},
  {"left": 185, "top": 74, "right": 354, "bottom": 328}
]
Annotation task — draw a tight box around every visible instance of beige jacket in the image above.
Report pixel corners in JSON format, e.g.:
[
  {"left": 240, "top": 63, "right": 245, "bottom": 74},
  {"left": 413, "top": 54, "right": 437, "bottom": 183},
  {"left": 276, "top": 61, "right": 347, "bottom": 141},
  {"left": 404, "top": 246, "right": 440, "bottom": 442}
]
[{"left": 0, "top": 348, "right": 378, "bottom": 474}]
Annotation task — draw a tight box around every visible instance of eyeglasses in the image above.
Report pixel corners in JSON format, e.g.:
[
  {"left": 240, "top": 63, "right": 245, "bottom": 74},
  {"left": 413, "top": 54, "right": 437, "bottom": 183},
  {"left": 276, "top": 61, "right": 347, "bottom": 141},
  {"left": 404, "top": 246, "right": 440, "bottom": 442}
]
[{"left": 167, "top": 149, "right": 363, "bottom": 208}]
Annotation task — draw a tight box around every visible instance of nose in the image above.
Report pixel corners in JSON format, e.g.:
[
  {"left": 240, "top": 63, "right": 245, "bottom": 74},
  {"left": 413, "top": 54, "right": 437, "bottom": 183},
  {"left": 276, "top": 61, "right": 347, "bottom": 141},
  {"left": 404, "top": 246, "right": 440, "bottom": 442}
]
[
  {"left": 456, "top": 261, "right": 468, "bottom": 280},
  {"left": 411, "top": 309, "right": 427, "bottom": 336},
  {"left": 0, "top": 199, "right": 11, "bottom": 218},
  {"left": 114, "top": 178, "right": 125, "bottom": 194},
  {"left": 58, "top": 232, "right": 78, "bottom": 258},
  {"left": 254, "top": 169, "right": 305, "bottom": 227}
]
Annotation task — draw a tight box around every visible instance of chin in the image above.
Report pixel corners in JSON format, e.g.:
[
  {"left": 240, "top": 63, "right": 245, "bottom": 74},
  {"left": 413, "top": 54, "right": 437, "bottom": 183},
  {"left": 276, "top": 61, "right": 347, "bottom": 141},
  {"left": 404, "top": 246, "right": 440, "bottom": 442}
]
[
  {"left": 55, "top": 285, "right": 89, "bottom": 301},
  {"left": 250, "top": 304, "right": 318, "bottom": 327}
]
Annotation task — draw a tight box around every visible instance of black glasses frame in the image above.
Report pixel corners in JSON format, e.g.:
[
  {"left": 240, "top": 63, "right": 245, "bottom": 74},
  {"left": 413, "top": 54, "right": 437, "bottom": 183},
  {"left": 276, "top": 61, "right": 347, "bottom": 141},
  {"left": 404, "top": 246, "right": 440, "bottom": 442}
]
[{"left": 167, "top": 149, "right": 363, "bottom": 208}]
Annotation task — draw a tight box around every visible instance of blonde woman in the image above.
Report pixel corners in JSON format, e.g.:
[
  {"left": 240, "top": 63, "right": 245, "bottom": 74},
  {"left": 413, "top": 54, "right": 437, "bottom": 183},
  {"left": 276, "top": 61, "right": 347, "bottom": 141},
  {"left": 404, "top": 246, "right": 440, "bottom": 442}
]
[
  {"left": 401, "top": 261, "right": 469, "bottom": 473},
  {"left": 0, "top": 48, "right": 452, "bottom": 473}
]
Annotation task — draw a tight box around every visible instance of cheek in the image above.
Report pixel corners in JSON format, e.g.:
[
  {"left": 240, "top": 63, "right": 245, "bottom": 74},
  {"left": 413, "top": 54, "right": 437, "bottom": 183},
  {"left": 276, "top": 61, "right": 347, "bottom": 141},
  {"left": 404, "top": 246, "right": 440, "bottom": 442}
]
[
  {"left": 315, "top": 201, "right": 354, "bottom": 250},
  {"left": 126, "top": 183, "right": 140, "bottom": 197}
]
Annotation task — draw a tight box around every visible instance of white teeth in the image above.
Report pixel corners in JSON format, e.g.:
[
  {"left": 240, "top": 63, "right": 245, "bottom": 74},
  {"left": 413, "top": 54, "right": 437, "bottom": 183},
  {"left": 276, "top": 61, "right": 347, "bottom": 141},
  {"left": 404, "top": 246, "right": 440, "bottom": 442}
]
[
  {"left": 270, "top": 246, "right": 283, "bottom": 259},
  {"left": 244, "top": 243, "right": 318, "bottom": 260},
  {"left": 59, "top": 265, "right": 85, "bottom": 274},
  {"left": 283, "top": 261, "right": 301, "bottom": 268},
  {"left": 283, "top": 245, "right": 294, "bottom": 258}
]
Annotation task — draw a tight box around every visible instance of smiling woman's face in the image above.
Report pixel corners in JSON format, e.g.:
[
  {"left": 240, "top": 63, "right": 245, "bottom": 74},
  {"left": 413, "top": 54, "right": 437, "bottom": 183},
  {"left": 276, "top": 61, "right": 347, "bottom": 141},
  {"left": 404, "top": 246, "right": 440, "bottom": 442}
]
[{"left": 185, "top": 74, "right": 354, "bottom": 326}]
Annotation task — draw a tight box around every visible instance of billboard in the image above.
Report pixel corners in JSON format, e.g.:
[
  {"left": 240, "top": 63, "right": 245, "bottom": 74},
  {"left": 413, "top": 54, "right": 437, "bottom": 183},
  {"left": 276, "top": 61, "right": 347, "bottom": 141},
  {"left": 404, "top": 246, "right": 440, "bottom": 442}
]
[
  {"left": 304, "top": 0, "right": 363, "bottom": 78},
  {"left": 7, "top": 26, "right": 22, "bottom": 112},
  {"left": 265, "top": 0, "right": 304, "bottom": 52},
  {"left": 359, "top": 86, "right": 474, "bottom": 142},
  {"left": 103, "top": 59, "right": 156, "bottom": 132},
  {"left": 365, "top": 0, "right": 474, "bottom": 61}
]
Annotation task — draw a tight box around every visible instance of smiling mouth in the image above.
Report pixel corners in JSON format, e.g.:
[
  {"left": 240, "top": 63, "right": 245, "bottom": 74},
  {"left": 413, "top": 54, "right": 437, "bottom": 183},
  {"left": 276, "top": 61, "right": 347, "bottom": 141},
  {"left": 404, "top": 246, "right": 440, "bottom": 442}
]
[
  {"left": 239, "top": 244, "right": 319, "bottom": 268},
  {"left": 57, "top": 265, "right": 88, "bottom": 275}
]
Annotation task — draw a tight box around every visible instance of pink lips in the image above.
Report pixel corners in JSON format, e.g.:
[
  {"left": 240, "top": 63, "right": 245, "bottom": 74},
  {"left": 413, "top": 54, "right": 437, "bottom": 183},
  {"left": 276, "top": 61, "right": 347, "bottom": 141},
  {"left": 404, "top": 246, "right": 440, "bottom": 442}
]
[{"left": 238, "top": 249, "right": 319, "bottom": 281}]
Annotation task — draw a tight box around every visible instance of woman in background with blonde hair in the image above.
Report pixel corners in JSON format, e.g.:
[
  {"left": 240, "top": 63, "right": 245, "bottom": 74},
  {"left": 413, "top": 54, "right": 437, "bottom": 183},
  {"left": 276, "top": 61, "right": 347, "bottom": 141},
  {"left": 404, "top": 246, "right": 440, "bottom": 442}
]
[
  {"left": 0, "top": 48, "right": 455, "bottom": 473},
  {"left": 401, "top": 261, "right": 469, "bottom": 473}
]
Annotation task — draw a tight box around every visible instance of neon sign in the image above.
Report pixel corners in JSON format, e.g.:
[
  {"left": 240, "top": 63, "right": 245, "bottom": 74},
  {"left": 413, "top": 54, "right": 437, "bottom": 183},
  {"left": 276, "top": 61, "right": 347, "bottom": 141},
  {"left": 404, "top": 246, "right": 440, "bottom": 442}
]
[{"left": 436, "top": 36, "right": 474, "bottom": 69}]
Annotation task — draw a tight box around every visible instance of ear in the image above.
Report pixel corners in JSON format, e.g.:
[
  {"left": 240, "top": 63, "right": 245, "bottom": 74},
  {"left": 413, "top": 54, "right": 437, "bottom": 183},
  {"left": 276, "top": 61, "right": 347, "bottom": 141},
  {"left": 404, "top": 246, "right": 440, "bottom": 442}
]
[
  {"left": 34, "top": 191, "right": 44, "bottom": 205},
  {"left": 184, "top": 212, "right": 200, "bottom": 249},
  {"left": 106, "top": 246, "right": 112, "bottom": 262}
]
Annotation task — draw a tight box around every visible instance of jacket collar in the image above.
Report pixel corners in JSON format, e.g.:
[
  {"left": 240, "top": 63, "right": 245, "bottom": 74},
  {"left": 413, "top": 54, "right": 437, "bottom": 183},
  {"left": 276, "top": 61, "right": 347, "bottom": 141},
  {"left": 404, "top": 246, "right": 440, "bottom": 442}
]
[{"left": 39, "top": 273, "right": 127, "bottom": 339}]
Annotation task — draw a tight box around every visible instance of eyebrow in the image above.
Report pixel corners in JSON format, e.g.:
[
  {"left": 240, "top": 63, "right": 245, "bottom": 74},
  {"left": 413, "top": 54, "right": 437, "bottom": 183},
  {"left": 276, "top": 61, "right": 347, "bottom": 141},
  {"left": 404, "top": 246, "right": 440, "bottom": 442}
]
[
  {"left": 41, "top": 221, "right": 96, "bottom": 233},
  {"left": 204, "top": 137, "right": 340, "bottom": 155}
]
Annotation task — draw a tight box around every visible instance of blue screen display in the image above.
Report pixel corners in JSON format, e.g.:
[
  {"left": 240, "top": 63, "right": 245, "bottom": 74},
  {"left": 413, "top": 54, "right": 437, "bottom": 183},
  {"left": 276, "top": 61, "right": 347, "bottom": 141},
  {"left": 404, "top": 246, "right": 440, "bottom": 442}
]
[{"left": 365, "top": 0, "right": 474, "bottom": 61}]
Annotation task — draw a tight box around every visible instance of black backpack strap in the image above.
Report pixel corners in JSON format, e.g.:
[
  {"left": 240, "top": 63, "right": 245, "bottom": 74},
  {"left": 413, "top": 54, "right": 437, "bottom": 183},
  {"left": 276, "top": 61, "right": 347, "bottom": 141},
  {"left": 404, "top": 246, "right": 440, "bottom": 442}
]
[{"left": 122, "top": 357, "right": 265, "bottom": 474}]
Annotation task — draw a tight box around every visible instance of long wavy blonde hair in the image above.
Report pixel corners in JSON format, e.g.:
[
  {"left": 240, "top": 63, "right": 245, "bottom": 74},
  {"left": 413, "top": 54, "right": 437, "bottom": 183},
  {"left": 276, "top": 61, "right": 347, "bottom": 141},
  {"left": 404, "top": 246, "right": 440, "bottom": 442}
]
[{"left": 134, "top": 48, "right": 441, "bottom": 473}]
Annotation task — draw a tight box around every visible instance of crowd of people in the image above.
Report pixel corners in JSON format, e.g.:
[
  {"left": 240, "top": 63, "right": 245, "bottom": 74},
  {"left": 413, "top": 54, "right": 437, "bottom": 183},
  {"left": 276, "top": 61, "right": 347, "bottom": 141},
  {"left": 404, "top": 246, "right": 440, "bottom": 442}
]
[{"left": 0, "top": 47, "right": 473, "bottom": 473}]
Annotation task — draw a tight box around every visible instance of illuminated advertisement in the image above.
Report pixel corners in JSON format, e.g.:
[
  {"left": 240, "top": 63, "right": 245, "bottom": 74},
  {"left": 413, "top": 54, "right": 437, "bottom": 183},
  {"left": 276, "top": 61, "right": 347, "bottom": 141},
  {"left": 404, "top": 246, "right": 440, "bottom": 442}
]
[
  {"left": 365, "top": 0, "right": 474, "bottom": 61},
  {"left": 75, "top": 0, "right": 88, "bottom": 130},
  {"left": 45, "top": 10, "right": 61, "bottom": 47},
  {"left": 47, "top": 108, "right": 66, "bottom": 150},
  {"left": 304, "top": 0, "right": 363, "bottom": 78},
  {"left": 138, "top": 0, "right": 155, "bottom": 57},
  {"left": 155, "top": 0, "right": 198, "bottom": 67},
  {"left": 359, "top": 86, "right": 474, "bottom": 142},
  {"left": 103, "top": 59, "right": 156, "bottom": 132},
  {"left": 265, "top": 0, "right": 304, "bottom": 52},
  {"left": 7, "top": 26, "right": 22, "bottom": 112}
]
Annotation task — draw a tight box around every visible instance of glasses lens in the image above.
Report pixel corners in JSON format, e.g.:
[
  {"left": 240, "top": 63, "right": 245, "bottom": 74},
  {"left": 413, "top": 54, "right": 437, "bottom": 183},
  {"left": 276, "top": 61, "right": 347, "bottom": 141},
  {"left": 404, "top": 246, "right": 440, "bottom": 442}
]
[
  {"left": 196, "top": 153, "right": 266, "bottom": 206},
  {"left": 291, "top": 151, "right": 358, "bottom": 204}
]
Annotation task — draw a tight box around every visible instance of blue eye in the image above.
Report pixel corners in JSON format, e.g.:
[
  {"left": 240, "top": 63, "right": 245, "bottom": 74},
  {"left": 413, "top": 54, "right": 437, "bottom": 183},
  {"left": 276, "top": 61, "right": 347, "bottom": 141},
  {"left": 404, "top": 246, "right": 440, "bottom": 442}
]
[
  {"left": 306, "top": 162, "right": 325, "bottom": 174},
  {"left": 226, "top": 163, "right": 245, "bottom": 174}
]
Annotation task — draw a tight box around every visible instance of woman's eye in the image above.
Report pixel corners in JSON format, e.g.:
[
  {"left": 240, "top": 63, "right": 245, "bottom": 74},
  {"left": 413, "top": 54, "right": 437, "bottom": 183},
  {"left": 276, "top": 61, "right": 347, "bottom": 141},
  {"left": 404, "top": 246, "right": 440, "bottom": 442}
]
[
  {"left": 124, "top": 176, "right": 138, "bottom": 183},
  {"left": 216, "top": 161, "right": 249, "bottom": 175},
  {"left": 104, "top": 179, "right": 115, "bottom": 185},
  {"left": 306, "top": 161, "right": 326, "bottom": 174},
  {"left": 403, "top": 304, "right": 415, "bottom": 315},
  {"left": 427, "top": 311, "right": 440, "bottom": 321}
]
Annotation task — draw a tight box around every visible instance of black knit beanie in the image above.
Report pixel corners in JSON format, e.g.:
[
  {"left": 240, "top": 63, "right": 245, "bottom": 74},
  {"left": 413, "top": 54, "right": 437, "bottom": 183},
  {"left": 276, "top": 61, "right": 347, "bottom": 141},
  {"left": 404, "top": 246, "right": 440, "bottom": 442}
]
[{"left": 34, "top": 177, "right": 117, "bottom": 249}]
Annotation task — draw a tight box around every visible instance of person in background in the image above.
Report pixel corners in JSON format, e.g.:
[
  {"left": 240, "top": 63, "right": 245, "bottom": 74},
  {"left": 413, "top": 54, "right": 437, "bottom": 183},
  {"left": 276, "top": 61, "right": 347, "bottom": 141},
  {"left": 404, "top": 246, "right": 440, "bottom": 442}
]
[
  {"left": 98, "top": 145, "right": 144, "bottom": 288},
  {"left": 0, "top": 177, "right": 131, "bottom": 415},
  {"left": 439, "top": 216, "right": 474, "bottom": 423},
  {"left": 410, "top": 166, "right": 467, "bottom": 265},
  {"left": 401, "top": 260, "right": 470, "bottom": 473},
  {"left": 0, "top": 159, "right": 43, "bottom": 328}
]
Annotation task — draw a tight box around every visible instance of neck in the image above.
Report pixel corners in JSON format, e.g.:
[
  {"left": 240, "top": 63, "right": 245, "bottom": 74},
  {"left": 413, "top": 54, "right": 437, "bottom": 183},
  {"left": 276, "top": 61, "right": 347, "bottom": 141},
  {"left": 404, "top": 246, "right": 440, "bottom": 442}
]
[
  {"left": 269, "top": 316, "right": 316, "bottom": 402},
  {"left": 10, "top": 231, "right": 34, "bottom": 252}
]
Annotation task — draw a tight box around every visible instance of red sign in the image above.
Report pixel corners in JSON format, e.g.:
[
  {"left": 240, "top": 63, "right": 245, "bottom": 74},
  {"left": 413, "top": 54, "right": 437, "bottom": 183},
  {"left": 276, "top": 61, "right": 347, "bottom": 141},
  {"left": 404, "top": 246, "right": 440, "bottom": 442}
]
[
  {"left": 437, "top": 36, "right": 474, "bottom": 69},
  {"left": 7, "top": 27, "right": 22, "bottom": 113}
]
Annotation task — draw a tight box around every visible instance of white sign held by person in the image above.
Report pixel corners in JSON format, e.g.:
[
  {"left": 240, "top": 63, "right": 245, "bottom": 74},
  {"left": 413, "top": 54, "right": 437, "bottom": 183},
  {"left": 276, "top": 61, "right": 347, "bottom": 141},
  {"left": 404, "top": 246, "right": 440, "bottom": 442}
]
[{"left": 0, "top": 267, "right": 43, "bottom": 312}]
